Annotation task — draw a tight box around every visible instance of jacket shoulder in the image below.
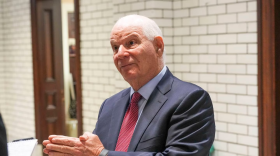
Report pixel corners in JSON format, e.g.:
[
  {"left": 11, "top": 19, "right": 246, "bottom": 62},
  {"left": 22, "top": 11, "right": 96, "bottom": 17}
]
[
  {"left": 172, "top": 76, "right": 206, "bottom": 93},
  {"left": 105, "top": 87, "right": 130, "bottom": 102}
]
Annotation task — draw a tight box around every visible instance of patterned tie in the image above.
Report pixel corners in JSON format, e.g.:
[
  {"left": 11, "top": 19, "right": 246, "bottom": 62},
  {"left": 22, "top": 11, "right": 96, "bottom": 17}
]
[{"left": 115, "top": 92, "right": 142, "bottom": 152}]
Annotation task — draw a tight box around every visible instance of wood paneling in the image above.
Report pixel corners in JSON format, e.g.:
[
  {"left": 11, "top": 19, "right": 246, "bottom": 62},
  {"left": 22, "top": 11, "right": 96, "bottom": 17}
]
[
  {"left": 258, "top": 0, "right": 280, "bottom": 155},
  {"left": 74, "top": 0, "right": 83, "bottom": 136},
  {"left": 31, "top": 0, "right": 65, "bottom": 143},
  {"left": 44, "top": 10, "right": 55, "bottom": 81},
  {"left": 46, "top": 92, "right": 57, "bottom": 123}
]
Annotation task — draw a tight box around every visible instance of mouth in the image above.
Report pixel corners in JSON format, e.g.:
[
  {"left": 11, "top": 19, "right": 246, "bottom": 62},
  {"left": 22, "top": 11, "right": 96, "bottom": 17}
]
[{"left": 120, "top": 63, "right": 134, "bottom": 68}]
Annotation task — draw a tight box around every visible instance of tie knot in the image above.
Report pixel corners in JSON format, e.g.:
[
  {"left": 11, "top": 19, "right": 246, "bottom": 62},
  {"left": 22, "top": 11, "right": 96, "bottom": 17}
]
[{"left": 131, "top": 92, "right": 141, "bottom": 103}]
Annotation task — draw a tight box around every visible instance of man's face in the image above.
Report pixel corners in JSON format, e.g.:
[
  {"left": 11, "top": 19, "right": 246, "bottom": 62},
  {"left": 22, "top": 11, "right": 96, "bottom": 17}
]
[{"left": 110, "top": 25, "right": 160, "bottom": 84}]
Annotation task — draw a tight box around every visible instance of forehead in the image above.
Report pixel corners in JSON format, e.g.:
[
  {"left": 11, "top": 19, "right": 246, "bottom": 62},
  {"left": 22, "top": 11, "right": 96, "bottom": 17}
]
[{"left": 110, "top": 25, "right": 144, "bottom": 39}]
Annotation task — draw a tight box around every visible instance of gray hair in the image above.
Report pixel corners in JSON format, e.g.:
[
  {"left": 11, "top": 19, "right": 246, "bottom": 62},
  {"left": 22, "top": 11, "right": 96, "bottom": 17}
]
[
  {"left": 114, "top": 15, "right": 163, "bottom": 41},
  {"left": 113, "top": 15, "right": 166, "bottom": 63}
]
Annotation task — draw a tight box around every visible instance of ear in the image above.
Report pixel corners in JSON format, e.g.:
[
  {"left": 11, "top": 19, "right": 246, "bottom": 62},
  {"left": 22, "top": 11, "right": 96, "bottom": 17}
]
[{"left": 153, "top": 36, "right": 164, "bottom": 57}]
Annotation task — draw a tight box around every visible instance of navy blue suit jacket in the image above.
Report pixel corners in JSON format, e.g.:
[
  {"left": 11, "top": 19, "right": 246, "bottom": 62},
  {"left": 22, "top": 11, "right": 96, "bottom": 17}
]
[
  {"left": 0, "top": 113, "right": 8, "bottom": 156},
  {"left": 93, "top": 69, "right": 215, "bottom": 156}
]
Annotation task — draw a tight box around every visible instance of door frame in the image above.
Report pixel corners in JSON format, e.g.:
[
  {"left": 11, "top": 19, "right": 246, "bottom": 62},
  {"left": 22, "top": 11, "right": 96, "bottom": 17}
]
[
  {"left": 258, "top": 0, "right": 280, "bottom": 155},
  {"left": 30, "top": 0, "right": 83, "bottom": 142},
  {"left": 74, "top": 0, "right": 83, "bottom": 136}
]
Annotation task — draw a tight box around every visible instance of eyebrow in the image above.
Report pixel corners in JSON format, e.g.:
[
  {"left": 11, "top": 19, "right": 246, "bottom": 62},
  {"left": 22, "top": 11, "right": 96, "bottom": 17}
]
[
  {"left": 124, "top": 34, "right": 140, "bottom": 39},
  {"left": 110, "top": 33, "right": 140, "bottom": 44}
]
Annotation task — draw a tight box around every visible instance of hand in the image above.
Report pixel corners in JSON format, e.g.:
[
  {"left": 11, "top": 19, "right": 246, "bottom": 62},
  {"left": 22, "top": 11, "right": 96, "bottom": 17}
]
[
  {"left": 43, "top": 135, "right": 74, "bottom": 147},
  {"left": 43, "top": 133, "right": 105, "bottom": 156},
  {"left": 43, "top": 135, "right": 81, "bottom": 155}
]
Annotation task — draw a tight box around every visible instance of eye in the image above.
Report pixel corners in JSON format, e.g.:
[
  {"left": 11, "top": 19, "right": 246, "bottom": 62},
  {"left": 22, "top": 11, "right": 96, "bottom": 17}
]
[
  {"left": 127, "top": 40, "right": 137, "bottom": 48},
  {"left": 113, "top": 46, "right": 119, "bottom": 52},
  {"left": 129, "top": 41, "right": 135, "bottom": 45}
]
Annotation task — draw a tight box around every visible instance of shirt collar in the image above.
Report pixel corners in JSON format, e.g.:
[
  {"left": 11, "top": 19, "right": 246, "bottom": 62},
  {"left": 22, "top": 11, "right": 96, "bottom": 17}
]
[{"left": 130, "top": 66, "right": 167, "bottom": 100}]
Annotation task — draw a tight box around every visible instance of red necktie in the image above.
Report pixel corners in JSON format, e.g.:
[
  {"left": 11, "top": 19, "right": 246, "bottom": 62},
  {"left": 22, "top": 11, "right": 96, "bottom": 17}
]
[{"left": 115, "top": 92, "right": 142, "bottom": 152}]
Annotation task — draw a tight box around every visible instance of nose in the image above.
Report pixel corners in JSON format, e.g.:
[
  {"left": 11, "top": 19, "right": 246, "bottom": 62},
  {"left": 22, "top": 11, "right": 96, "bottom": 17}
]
[{"left": 116, "top": 45, "right": 129, "bottom": 59}]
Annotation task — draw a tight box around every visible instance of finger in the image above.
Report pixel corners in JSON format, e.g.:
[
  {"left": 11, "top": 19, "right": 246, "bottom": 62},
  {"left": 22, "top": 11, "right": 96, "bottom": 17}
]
[
  {"left": 46, "top": 144, "right": 74, "bottom": 154},
  {"left": 79, "top": 132, "right": 90, "bottom": 141},
  {"left": 79, "top": 135, "right": 88, "bottom": 141},
  {"left": 43, "top": 140, "right": 51, "bottom": 146},
  {"left": 43, "top": 148, "right": 50, "bottom": 154},
  {"left": 49, "top": 135, "right": 68, "bottom": 141},
  {"left": 85, "top": 132, "right": 95, "bottom": 138},
  {"left": 48, "top": 151, "right": 72, "bottom": 156},
  {"left": 51, "top": 137, "right": 77, "bottom": 147}
]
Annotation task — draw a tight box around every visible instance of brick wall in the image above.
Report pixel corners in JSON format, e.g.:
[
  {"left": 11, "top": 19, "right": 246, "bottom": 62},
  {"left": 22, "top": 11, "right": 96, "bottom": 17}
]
[
  {"left": 0, "top": 1, "right": 4, "bottom": 114},
  {"left": 172, "top": 0, "right": 258, "bottom": 156},
  {"left": 0, "top": 0, "right": 35, "bottom": 141},
  {"left": 79, "top": 0, "right": 115, "bottom": 132},
  {"left": 80, "top": 0, "right": 258, "bottom": 156}
]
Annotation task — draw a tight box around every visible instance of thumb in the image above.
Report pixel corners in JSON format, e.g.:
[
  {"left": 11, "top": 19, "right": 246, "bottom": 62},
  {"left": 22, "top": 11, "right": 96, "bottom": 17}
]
[{"left": 79, "top": 132, "right": 92, "bottom": 141}]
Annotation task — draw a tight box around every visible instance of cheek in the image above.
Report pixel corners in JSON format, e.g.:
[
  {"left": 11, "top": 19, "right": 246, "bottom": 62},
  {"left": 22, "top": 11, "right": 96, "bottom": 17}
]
[
  {"left": 113, "top": 55, "right": 117, "bottom": 62},
  {"left": 142, "top": 51, "right": 157, "bottom": 63},
  {"left": 113, "top": 56, "right": 119, "bottom": 67}
]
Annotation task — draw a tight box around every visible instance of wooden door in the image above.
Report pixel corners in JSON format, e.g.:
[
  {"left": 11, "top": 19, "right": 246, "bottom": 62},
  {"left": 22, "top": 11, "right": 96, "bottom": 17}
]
[
  {"left": 32, "top": 0, "right": 65, "bottom": 143},
  {"left": 258, "top": 0, "right": 280, "bottom": 155}
]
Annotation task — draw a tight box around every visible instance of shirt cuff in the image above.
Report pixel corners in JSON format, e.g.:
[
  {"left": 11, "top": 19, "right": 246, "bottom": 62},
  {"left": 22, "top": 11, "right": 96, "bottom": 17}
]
[{"left": 99, "top": 148, "right": 109, "bottom": 156}]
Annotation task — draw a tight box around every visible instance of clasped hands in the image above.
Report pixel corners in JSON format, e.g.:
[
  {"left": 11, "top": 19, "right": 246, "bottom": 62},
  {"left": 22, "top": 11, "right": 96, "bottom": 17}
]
[{"left": 43, "top": 132, "right": 105, "bottom": 156}]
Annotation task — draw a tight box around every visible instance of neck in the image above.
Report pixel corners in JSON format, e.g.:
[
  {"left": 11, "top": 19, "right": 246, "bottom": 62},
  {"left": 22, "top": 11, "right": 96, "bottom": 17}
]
[{"left": 129, "top": 65, "right": 164, "bottom": 91}]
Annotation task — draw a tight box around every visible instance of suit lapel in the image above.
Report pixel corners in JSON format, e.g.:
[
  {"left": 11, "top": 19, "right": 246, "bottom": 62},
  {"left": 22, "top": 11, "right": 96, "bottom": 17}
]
[
  {"left": 128, "top": 69, "right": 174, "bottom": 151},
  {"left": 128, "top": 90, "right": 168, "bottom": 151},
  {"left": 107, "top": 89, "right": 130, "bottom": 150}
]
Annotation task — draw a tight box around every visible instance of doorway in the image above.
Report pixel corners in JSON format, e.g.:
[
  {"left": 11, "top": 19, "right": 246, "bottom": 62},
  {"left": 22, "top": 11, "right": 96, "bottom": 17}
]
[{"left": 30, "top": 0, "right": 82, "bottom": 146}]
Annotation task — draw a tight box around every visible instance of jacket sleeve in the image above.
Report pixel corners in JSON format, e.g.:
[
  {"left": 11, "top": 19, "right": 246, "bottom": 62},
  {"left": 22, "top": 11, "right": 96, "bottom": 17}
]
[
  {"left": 93, "top": 99, "right": 107, "bottom": 134},
  {"left": 107, "top": 89, "right": 215, "bottom": 156},
  {"left": 0, "top": 114, "right": 8, "bottom": 156}
]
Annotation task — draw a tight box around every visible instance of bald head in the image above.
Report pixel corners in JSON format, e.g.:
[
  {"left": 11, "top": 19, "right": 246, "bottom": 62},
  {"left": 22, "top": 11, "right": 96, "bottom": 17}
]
[
  {"left": 111, "top": 15, "right": 165, "bottom": 62},
  {"left": 112, "top": 15, "right": 163, "bottom": 41}
]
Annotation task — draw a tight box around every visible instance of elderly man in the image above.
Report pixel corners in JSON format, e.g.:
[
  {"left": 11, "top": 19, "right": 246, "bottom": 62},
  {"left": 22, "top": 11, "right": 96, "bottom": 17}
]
[{"left": 43, "top": 15, "right": 215, "bottom": 156}]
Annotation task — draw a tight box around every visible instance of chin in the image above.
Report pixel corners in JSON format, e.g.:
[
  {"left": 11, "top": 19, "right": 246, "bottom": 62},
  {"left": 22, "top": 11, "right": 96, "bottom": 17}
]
[
  {"left": 123, "top": 75, "right": 137, "bottom": 81},
  {"left": 122, "top": 73, "right": 138, "bottom": 82}
]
